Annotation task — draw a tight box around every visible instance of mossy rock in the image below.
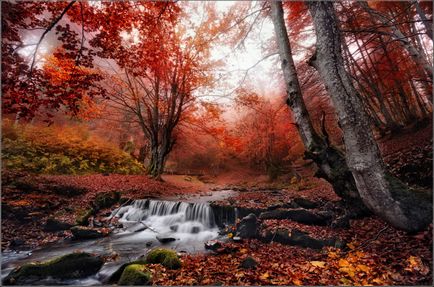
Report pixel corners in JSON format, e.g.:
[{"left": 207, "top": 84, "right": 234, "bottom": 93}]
[
  {"left": 3, "top": 252, "right": 104, "bottom": 285},
  {"left": 93, "top": 191, "right": 121, "bottom": 211},
  {"left": 107, "top": 259, "right": 147, "bottom": 284},
  {"left": 71, "top": 226, "right": 106, "bottom": 240},
  {"left": 76, "top": 208, "right": 94, "bottom": 226},
  {"left": 118, "top": 264, "right": 151, "bottom": 285},
  {"left": 145, "top": 248, "right": 181, "bottom": 269}
]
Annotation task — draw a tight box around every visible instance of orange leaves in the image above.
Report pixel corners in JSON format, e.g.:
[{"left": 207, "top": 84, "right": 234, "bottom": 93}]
[
  {"left": 405, "top": 256, "right": 430, "bottom": 276},
  {"left": 310, "top": 261, "right": 326, "bottom": 268}
]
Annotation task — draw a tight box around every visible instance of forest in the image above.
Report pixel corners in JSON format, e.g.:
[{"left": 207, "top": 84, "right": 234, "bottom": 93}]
[{"left": 1, "top": 1, "right": 433, "bottom": 286}]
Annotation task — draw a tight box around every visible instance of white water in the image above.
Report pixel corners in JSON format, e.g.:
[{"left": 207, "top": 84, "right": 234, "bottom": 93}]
[
  {"left": 111, "top": 199, "right": 219, "bottom": 244},
  {"left": 2, "top": 196, "right": 237, "bottom": 285}
]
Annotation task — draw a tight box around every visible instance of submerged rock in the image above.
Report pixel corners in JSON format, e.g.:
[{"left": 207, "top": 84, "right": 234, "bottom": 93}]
[
  {"left": 3, "top": 252, "right": 103, "bottom": 285},
  {"left": 191, "top": 226, "right": 200, "bottom": 234},
  {"left": 118, "top": 264, "right": 151, "bottom": 285},
  {"left": 145, "top": 248, "right": 181, "bottom": 269},
  {"left": 156, "top": 234, "right": 176, "bottom": 244}
]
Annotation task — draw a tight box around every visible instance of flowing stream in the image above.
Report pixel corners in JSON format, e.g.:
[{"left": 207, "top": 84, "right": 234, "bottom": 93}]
[{"left": 1, "top": 190, "right": 237, "bottom": 285}]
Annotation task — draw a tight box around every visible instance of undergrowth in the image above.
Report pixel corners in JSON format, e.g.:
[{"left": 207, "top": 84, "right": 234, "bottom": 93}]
[{"left": 2, "top": 120, "right": 143, "bottom": 175}]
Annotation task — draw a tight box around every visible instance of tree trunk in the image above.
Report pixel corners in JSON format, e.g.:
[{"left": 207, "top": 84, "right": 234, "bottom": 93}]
[
  {"left": 307, "top": 1, "right": 432, "bottom": 232},
  {"left": 270, "top": 1, "right": 367, "bottom": 212},
  {"left": 413, "top": 0, "right": 433, "bottom": 41},
  {"left": 360, "top": 1, "right": 433, "bottom": 80}
]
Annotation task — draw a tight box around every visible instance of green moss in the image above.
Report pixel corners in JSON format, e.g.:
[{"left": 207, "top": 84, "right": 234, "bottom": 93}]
[
  {"left": 108, "top": 259, "right": 147, "bottom": 283},
  {"left": 3, "top": 253, "right": 103, "bottom": 285},
  {"left": 118, "top": 264, "right": 151, "bottom": 285},
  {"left": 76, "top": 208, "right": 94, "bottom": 226},
  {"left": 93, "top": 191, "right": 121, "bottom": 210},
  {"left": 145, "top": 248, "right": 181, "bottom": 269}
]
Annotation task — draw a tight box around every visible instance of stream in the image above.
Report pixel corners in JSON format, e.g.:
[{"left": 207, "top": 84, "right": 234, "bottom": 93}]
[{"left": 1, "top": 190, "right": 238, "bottom": 285}]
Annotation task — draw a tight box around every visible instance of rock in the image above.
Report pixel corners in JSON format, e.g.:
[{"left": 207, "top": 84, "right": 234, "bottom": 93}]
[
  {"left": 10, "top": 239, "right": 25, "bottom": 247},
  {"left": 3, "top": 252, "right": 104, "bottom": 285},
  {"left": 236, "top": 213, "right": 259, "bottom": 238},
  {"left": 118, "top": 264, "right": 151, "bottom": 285},
  {"left": 210, "top": 204, "right": 237, "bottom": 228},
  {"left": 239, "top": 256, "right": 257, "bottom": 269},
  {"left": 156, "top": 234, "right": 176, "bottom": 244},
  {"left": 204, "top": 240, "right": 222, "bottom": 251},
  {"left": 145, "top": 248, "right": 181, "bottom": 269},
  {"left": 44, "top": 218, "right": 73, "bottom": 232},
  {"left": 76, "top": 208, "right": 94, "bottom": 226},
  {"left": 293, "top": 198, "right": 319, "bottom": 209},
  {"left": 191, "top": 226, "right": 200, "bottom": 234},
  {"left": 133, "top": 226, "right": 147, "bottom": 233},
  {"left": 169, "top": 225, "right": 178, "bottom": 232},
  {"left": 259, "top": 209, "right": 329, "bottom": 225},
  {"left": 71, "top": 226, "right": 107, "bottom": 240},
  {"left": 107, "top": 259, "right": 147, "bottom": 284},
  {"left": 286, "top": 200, "right": 301, "bottom": 208},
  {"left": 264, "top": 228, "right": 340, "bottom": 249},
  {"left": 146, "top": 242, "right": 152, "bottom": 247},
  {"left": 331, "top": 215, "right": 350, "bottom": 229},
  {"left": 93, "top": 220, "right": 103, "bottom": 228},
  {"left": 92, "top": 191, "right": 121, "bottom": 211}
]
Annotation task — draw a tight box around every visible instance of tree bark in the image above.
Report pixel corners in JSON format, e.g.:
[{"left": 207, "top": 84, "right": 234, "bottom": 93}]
[
  {"left": 270, "top": 1, "right": 367, "bottom": 211},
  {"left": 307, "top": 1, "right": 432, "bottom": 232}
]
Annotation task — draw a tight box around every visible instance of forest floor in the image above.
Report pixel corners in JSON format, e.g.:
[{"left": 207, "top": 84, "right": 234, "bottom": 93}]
[{"left": 1, "top": 124, "right": 432, "bottom": 285}]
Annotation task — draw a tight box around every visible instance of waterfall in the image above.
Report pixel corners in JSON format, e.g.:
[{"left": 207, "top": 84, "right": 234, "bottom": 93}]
[{"left": 112, "top": 199, "right": 218, "bottom": 234}]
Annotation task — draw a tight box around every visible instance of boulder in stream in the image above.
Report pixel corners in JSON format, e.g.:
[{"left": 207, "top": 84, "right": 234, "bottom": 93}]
[
  {"left": 71, "top": 226, "right": 109, "bottom": 240},
  {"left": 156, "top": 234, "right": 176, "bottom": 244},
  {"left": 145, "top": 248, "right": 181, "bottom": 269},
  {"left": 3, "top": 252, "right": 104, "bottom": 285},
  {"left": 107, "top": 259, "right": 147, "bottom": 284},
  {"left": 118, "top": 264, "right": 151, "bottom": 285}
]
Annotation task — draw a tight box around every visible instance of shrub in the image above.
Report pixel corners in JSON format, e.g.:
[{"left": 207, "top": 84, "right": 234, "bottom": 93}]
[{"left": 2, "top": 121, "right": 144, "bottom": 175}]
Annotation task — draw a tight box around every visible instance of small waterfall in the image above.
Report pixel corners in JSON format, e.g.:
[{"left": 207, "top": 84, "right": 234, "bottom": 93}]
[{"left": 112, "top": 199, "right": 219, "bottom": 234}]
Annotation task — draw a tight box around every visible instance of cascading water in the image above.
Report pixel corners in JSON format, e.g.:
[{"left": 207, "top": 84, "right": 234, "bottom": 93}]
[
  {"left": 1, "top": 191, "right": 239, "bottom": 286},
  {"left": 112, "top": 199, "right": 217, "bottom": 235}
]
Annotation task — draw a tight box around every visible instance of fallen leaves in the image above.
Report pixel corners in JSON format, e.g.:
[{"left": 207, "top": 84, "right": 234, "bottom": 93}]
[{"left": 310, "top": 261, "right": 326, "bottom": 268}]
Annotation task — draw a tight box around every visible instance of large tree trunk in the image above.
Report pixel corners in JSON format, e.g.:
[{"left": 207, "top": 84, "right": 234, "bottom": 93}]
[
  {"left": 270, "top": 1, "right": 367, "bottom": 212},
  {"left": 307, "top": 1, "right": 432, "bottom": 232}
]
